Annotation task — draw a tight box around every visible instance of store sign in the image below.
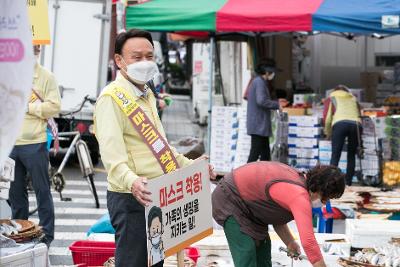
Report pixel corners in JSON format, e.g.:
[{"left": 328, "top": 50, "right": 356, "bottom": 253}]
[
  {"left": 27, "top": 0, "right": 51, "bottom": 44},
  {"left": 145, "top": 160, "right": 213, "bottom": 266},
  {"left": 0, "top": 1, "right": 35, "bottom": 166},
  {"left": 382, "top": 15, "right": 400, "bottom": 29}
]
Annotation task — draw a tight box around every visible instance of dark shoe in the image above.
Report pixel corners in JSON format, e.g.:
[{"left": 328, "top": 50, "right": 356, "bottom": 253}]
[{"left": 39, "top": 234, "right": 53, "bottom": 248}]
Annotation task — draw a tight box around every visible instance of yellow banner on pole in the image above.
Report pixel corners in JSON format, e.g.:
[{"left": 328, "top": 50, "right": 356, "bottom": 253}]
[{"left": 27, "top": 0, "right": 51, "bottom": 45}]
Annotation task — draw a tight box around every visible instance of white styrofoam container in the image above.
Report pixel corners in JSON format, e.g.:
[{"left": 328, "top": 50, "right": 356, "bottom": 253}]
[
  {"left": 289, "top": 148, "right": 319, "bottom": 159},
  {"left": 345, "top": 219, "right": 400, "bottom": 248},
  {"left": 289, "top": 126, "right": 322, "bottom": 138},
  {"left": 0, "top": 187, "right": 10, "bottom": 200},
  {"left": 0, "top": 244, "right": 48, "bottom": 267},
  {"left": 271, "top": 232, "right": 350, "bottom": 267},
  {"left": 0, "top": 158, "right": 15, "bottom": 182},
  {"left": 288, "top": 137, "right": 319, "bottom": 148},
  {"left": 288, "top": 115, "right": 321, "bottom": 127}
]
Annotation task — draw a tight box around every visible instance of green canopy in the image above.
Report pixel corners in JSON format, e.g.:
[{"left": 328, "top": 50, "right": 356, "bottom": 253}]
[{"left": 126, "top": 0, "right": 227, "bottom": 32}]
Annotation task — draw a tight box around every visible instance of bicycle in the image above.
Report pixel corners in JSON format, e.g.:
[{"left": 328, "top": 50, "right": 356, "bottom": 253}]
[{"left": 29, "top": 96, "right": 100, "bottom": 215}]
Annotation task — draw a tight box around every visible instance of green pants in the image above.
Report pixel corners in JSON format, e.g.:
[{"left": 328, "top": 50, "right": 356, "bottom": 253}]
[{"left": 224, "top": 216, "right": 272, "bottom": 267}]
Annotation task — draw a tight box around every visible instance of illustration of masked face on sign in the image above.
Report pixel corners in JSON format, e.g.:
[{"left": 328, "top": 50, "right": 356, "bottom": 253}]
[{"left": 148, "top": 206, "right": 165, "bottom": 266}]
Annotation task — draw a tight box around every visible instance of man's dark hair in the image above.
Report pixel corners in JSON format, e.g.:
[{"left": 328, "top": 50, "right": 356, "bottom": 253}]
[
  {"left": 148, "top": 206, "right": 163, "bottom": 228},
  {"left": 115, "top": 29, "right": 154, "bottom": 55},
  {"left": 305, "top": 165, "right": 346, "bottom": 201}
]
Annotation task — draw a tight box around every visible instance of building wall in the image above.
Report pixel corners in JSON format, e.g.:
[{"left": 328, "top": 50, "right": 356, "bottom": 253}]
[{"left": 310, "top": 34, "right": 400, "bottom": 96}]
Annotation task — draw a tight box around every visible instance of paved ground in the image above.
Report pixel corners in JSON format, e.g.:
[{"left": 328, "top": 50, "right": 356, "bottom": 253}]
[{"left": 27, "top": 94, "right": 205, "bottom": 266}]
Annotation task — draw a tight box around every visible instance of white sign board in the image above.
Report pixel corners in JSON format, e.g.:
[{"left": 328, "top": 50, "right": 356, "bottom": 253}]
[
  {"left": 145, "top": 160, "right": 213, "bottom": 266},
  {"left": 0, "top": 1, "right": 35, "bottom": 166},
  {"left": 192, "top": 43, "right": 211, "bottom": 124}
]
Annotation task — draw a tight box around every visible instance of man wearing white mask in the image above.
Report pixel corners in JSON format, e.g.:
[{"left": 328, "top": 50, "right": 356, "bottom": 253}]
[{"left": 94, "top": 29, "right": 216, "bottom": 267}]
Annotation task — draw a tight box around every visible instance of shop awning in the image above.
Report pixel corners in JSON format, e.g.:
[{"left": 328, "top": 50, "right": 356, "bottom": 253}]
[{"left": 126, "top": 0, "right": 400, "bottom": 34}]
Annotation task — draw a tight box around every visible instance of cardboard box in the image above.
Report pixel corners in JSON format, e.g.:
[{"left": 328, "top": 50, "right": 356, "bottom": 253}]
[
  {"left": 293, "top": 94, "right": 318, "bottom": 105},
  {"left": 289, "top": 158, "right": 319, "bottom": 168},
  {"left": 0, "top": 187, "right": 10, "bottom": 200},
  {"left": 288, "top": 115, "right": 321, "bottom": 127},
  {"left": 288, "top": 137, "right": 318, "bottom": 148},
  {"left": 283, "top": 107, "right": 306, "bottom": 116},
  {"left": 319, "top": 140, "right": 331, "bottom": 149},
  {"left": 0, "top": 181, "right": 10, "bottom": 189},
  {"left": 289, "top": 126, "right": 322, "bottom": 138},
  {"left": 289, "top": 148, "right": 319, "bottom": 159},
  {"left": 360, "top": 72, "right": 380, "bottom": 103}
]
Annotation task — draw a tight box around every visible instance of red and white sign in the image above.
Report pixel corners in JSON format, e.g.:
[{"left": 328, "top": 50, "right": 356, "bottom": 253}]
[{"left": 145, "top": 159, "right": 213, "bottom": 266}]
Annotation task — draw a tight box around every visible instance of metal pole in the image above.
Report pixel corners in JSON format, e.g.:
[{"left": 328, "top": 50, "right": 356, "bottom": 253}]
[
  {"left": 207, "top": 37, "right": 215, "bottom": 155},
  {"left": 50, "top": 0, "right": 60, "bottom": 72},
  {"left": 96, "top": 0, "right": 111, "bottom": 96}
]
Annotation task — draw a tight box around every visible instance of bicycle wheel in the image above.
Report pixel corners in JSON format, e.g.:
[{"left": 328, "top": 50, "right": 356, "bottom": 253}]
[{"left": 86, "top": 174, "right": 100, "bottom": 208}]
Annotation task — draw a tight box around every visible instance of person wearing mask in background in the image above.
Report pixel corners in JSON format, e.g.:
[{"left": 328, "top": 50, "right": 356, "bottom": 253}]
[
  {"left": 323, "top": 85, "right": 361, "bottom": 186},
  {"left": 8, "top": 45, "right": 61, "bottom": 247},
  {"left": 94, "top": 29, "right": 216, "bottom": 267},
  {"left": 213, "top": 162, "right": 345, "bottom": 267},
  {"left": 246, "top": 58, "right": 288, "bottom": 163}
]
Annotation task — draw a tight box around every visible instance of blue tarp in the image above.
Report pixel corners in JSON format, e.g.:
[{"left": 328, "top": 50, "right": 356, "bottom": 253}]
[{"left": 313, "top": 0, "right": 400, "bottom": 34}]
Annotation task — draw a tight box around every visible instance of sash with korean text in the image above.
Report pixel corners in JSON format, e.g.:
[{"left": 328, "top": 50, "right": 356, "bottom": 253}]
[{"left": 104, "top": 86, "right": 179, "bottom": 174}]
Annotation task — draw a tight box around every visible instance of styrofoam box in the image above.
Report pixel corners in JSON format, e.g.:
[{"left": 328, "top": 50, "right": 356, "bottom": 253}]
[
  {"left": 271, "top": 232, "right": 350, "bottom": 267},
  {"left": 288, "top": 137, "right": 319, "bottom": 148},
  {"left": 0, "top": 187, "right": 9, "bottom": 200},
  {"left": 289, "top": 148, "right": 319, "bottom": 159},
  {"left": 346, "top": 219, "right": 400, "bottom": 248},
  {"left": 0, "top": 158, "right": 15, "bottom": 182},
  {"left": 0, "top": 244, "right": 48, "bottom": 267},
  {"left": 288, "top": 115, "right": 321, "bottom": 127},
  {"left": 289, "top": 126, "right": 322, "bottom": 138}
]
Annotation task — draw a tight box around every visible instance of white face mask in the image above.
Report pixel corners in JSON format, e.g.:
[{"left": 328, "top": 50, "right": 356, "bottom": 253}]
[
  {"left": 151, "top": 233, "right": 161, "bottom": 246},
  {"left": 267, "top": 72, "right": 275, "bottom": 81},
  {"left": 312, "top": 199, "right": 323, "bottom": 208},
  {"left": 121, "top": 58, "right": 159, "bottom": 85}
]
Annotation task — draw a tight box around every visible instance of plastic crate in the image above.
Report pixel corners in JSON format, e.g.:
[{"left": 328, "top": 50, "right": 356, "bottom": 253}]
[{"left": 69, "top": 240, "right": 115, "bottom": 266}]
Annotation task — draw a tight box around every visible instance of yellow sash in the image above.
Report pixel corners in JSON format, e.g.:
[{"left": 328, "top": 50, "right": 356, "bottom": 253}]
[{"left": 103, "top": 86, "right": 179, "bottom": 174}]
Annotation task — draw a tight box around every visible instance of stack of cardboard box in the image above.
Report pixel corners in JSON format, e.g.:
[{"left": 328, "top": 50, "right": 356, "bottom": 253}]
[
  {"left": 288, "top": 115, "right": 321, "bottom": 171},
  {"left": 210, "top": 106, "right": 239, "bottom": 173}
]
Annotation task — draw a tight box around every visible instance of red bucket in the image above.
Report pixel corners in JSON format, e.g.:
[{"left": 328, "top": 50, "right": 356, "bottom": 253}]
[{"left": 185, "top": 247, "right": 200, "bottom": 263}]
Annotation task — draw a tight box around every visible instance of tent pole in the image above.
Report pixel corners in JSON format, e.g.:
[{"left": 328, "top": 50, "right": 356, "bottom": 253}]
[{"left": 207, "top": 36, "right": 215, "bottom": 155}]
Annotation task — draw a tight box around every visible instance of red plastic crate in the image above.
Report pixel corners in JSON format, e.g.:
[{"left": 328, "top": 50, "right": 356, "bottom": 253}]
[{"left": 69, "top": 240, "right": 115, "bottom": 266}]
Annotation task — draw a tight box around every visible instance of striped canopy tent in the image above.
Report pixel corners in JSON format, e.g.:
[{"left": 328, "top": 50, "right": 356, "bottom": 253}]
[
  {"left": 125, "top": 0, "right": 400, "bottom": 34},
  {"left": 124, "top": 0, "right": 400, "bottom": 156}
]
